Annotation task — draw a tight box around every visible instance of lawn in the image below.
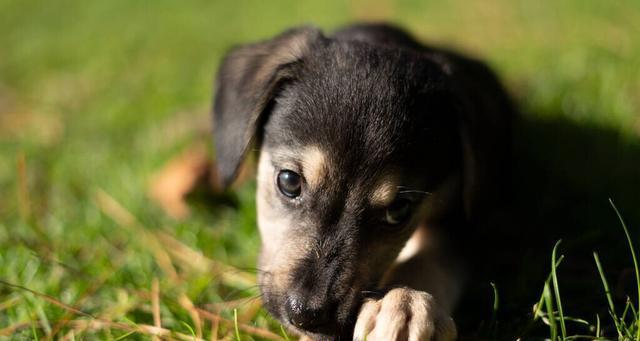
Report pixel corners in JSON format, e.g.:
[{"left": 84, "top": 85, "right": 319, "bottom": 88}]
[{"left": 1, "top": 0, "right": 639, "bottom": 340}]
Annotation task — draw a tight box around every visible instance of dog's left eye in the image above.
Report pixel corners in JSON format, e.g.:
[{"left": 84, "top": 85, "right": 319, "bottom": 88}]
[
  {"left": 384, "top": 199, "right": 412, "bottom": 225},
  {"left": 277, "top": 170, "right": 302, "bottom": 198}
]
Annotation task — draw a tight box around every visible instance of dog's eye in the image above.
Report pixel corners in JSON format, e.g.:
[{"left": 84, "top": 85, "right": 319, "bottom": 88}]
[
  {"left": 384, "top": 199, "right": 412, "bottom": 225},
  {"left": 277, "top": 170, "right": 302, "bottom": 198}
]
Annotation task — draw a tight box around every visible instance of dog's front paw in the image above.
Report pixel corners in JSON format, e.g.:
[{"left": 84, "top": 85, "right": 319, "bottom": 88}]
[{"left": 353, "top": 288, "right": 456, "bottom": 341}]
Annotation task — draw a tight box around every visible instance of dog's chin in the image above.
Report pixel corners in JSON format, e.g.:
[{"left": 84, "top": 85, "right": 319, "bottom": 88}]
[
  {"left": 261, "top": 287, "right": 360, "bottom": 341},
  {"left": 286, "top": 324, "right": 354, "bottom": 341},
  {"left": 277, "top": 313, "right": 356, "bottom": 341},
  {"left": 264, "top": 302, "right": 357, "bottom": 340}
]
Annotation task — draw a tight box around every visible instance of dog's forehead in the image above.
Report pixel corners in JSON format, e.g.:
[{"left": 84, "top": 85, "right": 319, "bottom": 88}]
[
  {"left": 266, "top": 44, "right": 444, "bottom": 166},
  {"left": 262, "top": 41, "right": 456, "bottom": 197}
]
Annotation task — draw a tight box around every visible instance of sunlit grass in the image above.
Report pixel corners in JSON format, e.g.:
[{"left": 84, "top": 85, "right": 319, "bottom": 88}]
[{"left": 1, "top": 0, "right": 639, "bottom": 339}]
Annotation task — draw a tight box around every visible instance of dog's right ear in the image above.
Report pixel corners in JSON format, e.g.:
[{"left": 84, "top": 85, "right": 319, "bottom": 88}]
[{"left": 212, "top": 26, "right": 322, "bottom": 189}]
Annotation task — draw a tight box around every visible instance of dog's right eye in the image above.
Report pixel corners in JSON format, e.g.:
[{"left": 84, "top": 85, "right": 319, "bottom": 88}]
[
  {"left": 384, "top": 198, "right": 412, "bottom": 225},
  {"left": 277, "top": 170, "right": 302, "bottom": 198}
]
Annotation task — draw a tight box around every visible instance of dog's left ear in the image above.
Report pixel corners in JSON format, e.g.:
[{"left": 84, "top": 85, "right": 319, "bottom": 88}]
[{"left": 212, "top": 26, "right": 322, "bottom": 189}]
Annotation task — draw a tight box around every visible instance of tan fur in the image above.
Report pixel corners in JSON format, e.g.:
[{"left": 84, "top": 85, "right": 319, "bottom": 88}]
[
  {"left": 370, "top": 173, "right": 399, "bottom": 206},
  {"left": 256, "top": 148, "right": 313, "bottom": 290},
  {"left": 256, "top": 149, "right": 287, "bottom": 257},
  {"left": 300, "top": 146, "right": 329, "bottom": 188},
  {"left": 353, "top": 288, "right": 457, "bottom": 341},
  {"left": 395, "top": 228, "right": 425, "bottom": 263}
]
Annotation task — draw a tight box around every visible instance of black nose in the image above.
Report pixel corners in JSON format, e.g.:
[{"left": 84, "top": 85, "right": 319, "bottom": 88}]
[{"left": 285, "top": 295, "right": 331, "bottom": 331}]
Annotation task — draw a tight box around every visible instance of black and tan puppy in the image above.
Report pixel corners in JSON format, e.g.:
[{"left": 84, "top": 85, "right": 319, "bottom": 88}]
[{"left": 212, "top": 23, "right": 514, "bottom": 341}]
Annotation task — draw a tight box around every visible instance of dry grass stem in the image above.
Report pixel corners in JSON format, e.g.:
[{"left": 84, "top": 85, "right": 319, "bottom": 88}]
[
  {"left": 179, "top": 293, "right": 203, "bottom": 339},
  {"left": 152, "top": 277, "right": 162, "bottom": 341},
  {"left": 94, "top": 189, "right": 180, "bottom": 282},
  {"left": 195, "top": 308, "right": 283, "bottom": 341}
]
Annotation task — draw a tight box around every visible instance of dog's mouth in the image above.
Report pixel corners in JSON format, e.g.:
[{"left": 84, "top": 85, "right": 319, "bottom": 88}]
[
  {"left": 289, "top": 326, "right": 356, "bottom": 341},
  {"left": 280, "top": 307, "right": 359, "bottom": 341},
  {"left": 282, "top": 321, "right": 352, "bottom": 341},
  {"left": 260, "top": 281, "right": 363, "bottom": 340}
]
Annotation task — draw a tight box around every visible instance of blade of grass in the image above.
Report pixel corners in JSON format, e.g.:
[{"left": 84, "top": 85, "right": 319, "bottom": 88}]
[
  {"left": 113, "top": 330, "right": 137, "bottom": 340},
  {"left": 593, "top": 251, "right": 622, "bottom": 338},
  {"left": 520, "top": 255, "right": 565, "bottom": 339},
  {"left": 491, "top": 282, "right": 499, "bottom": 314},
  {"left": 279, "top": 325, "right": 290, "bottom": 341},
  {"left": 489, "top": 282, "right": 499, "bottom": 337},
  {"left": 622, "top": 298, "right": 632, "bottom": 322},
  {"left": 233, "top": 308, "right": 241, "bottom": 341},
  {"left": 610, "top": 199, "right": 640, "bottom": 341},
  {"left": 66, "top": 319, "right": 207, "bottom": 341},
  {"left": 559, "top": 316, "right": 589, "bottom": 325},
  {"left": 17, "top": 151, "right": 31, "bottom": 221},
  {"left": 0, "top": 280, "right": 95, "bottom": 319},
  {"left": 543, "top": 281, "right": 558, "bottom": 341},
  {"left": 629, "top": 297, "right": 639, "bottom": 321},
  {"left": 180, "top": 321, "right": 197, "bottom": 340},
  {"left": 552, "top": 240, "right": 567, "bottom": 340},
  {"left": 593, "top": 252, "right": 618, "bottom": 317},
  {"left": 195, "top": 308, "right": 282, "bottom": 340},
  {"left": 31, "top": 314, "right": 38, "bottom": 341},
  {"left": 179, "top": 294, "right": 203, "bottom": 339},
  {"left": 533, "top": 255, "right": 566, "bottom": 320}
]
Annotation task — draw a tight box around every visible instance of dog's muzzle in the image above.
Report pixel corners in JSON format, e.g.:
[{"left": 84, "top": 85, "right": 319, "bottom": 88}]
[{"left": 284, "top": 293, "right": 336, "bottom": 333}]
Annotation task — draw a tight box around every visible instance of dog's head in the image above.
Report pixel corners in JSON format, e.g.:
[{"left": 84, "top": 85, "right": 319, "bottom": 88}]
[{"left": 213, "top": 26, "right": 465, "bottom": 338}]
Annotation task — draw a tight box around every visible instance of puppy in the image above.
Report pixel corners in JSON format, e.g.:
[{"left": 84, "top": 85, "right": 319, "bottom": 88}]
[{"left": 212, "top": 23, "right": 514, "bottom": 341}]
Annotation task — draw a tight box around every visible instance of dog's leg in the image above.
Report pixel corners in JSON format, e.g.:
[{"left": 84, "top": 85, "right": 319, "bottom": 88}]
[{"left": 353, "top": 226, "right": 463, "bottom": 341}]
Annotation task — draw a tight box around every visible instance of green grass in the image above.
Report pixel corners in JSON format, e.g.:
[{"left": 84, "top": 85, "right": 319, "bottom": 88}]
[
  {"left": 531, "top": 201, "right": 640, "bottom": 341},
  {"left": 1, "top": 0, "right": 639, "bottom": 340}
]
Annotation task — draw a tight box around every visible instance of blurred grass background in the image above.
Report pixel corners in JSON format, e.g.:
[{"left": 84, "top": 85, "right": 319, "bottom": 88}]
[{"left": 0, "top": 0, "right": 639, "bottom": 339}]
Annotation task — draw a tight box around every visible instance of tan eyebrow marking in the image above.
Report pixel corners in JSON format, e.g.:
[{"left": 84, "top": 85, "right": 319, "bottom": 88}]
[
  {"left": 370, "top": 173, "right": 399, "bottom": 206},
  {"left": 301, "top": 146, "right": 329, "bottom": 188}
]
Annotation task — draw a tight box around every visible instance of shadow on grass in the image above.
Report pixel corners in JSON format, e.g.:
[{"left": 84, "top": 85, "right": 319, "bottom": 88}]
[{"left": 458, "top": 113, "right": 640, "bottom": 339}]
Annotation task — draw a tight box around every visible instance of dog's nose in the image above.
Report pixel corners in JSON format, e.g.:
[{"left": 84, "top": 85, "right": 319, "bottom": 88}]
[{"left": 284, "top": 295, "right": 330, "bottom": 331}]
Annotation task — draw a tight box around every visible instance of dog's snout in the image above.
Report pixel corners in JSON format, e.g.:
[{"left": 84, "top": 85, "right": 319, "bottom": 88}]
[{"left": 285, "top": 295, "right": 331, "bottom": 331}]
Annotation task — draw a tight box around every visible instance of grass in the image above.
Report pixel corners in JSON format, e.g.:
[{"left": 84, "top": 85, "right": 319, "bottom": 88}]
[
  {"left": 0, "top": 0, "right": 639, "bottom": 340},
  {"left": 531, "top": 201, "right": 640, "bottom": 341}
]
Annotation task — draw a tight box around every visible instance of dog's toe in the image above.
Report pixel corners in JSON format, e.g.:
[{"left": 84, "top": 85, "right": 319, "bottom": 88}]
[{"left": 353, "top": 288, "right": 456, "bottom": 341}]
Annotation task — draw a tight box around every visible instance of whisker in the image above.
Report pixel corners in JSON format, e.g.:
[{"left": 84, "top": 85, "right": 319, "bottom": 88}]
[
  {"left": 396, "top": 187, "right": 433, "bottom": 198},
  {"left": 396, "top": 186, "right": 432, "bottom": 194},
  {"left": 397, "top": 190, "right": 432, "bottom": 196},
  {"left": 360, "top": 290, "right": 384, "bottom": 299},
  {"left": 235, "top": 266, "right": 272, "bottom": 275},
  {"left": 222, "top": 285, "right": 262, "bottom": 301}
]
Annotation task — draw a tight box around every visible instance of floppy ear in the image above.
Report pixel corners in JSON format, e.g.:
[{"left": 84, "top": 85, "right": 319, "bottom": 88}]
[
  {"left": 212, "top": 26, "right": 322, "bottom": 189},
  {"left": 446, "top": 61, "right": 514, "bottom": 224}
]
